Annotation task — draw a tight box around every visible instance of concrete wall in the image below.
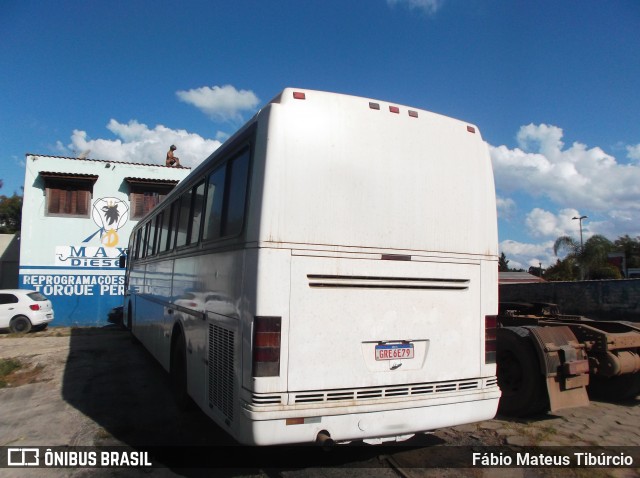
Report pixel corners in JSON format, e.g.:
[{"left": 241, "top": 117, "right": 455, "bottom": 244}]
[{"left": 500, "top": 279, "right": 640, "bottom": 322}]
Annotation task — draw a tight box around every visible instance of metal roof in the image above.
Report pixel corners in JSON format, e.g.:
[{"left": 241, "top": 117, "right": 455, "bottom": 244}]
[
  {"left": 26, "top": 153, "right": 192, "bottom": 169},
  {"left": 499, "top": 272, "right": 546, "bottom": 284},
  {"left": 124, "top": 177, "right": 180, "bottom": 185}
]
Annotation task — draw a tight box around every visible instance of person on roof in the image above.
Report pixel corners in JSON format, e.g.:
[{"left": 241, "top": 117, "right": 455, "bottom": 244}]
[{"left": 166, "top": 145, "right": 182, "bottom": 167}]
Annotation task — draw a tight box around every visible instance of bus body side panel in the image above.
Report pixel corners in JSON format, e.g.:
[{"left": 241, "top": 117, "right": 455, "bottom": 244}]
[
  {"left": 130, "top": 259, "right": 174, "bottom": 372},
  {"left": 172, "top": 249, "right": 246, "bottom": 425},
  {"left": 241, "top": 247, "right": 292, "bottom": 394}
]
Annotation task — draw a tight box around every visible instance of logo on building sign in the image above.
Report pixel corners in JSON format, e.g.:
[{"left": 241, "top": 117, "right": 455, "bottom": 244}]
[
  {"left": 52, "top": 197, "right": 130, "bottom": 268},
  {"left": 91, "top": 197, "right": 129, "bottom": 247}
]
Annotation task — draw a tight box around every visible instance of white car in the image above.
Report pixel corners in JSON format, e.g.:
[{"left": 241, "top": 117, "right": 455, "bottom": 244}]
[{"left": 0, "top": 289, "right": 55, "bottom": 333}]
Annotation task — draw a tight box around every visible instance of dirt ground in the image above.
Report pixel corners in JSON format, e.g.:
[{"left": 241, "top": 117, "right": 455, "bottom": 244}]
[{"left": 1, "top": 326, "right": 639, "bottom": 478}]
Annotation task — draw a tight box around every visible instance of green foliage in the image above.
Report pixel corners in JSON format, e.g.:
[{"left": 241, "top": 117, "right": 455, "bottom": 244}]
[
  {"left": 0, "top": 358, "right": 21, "bottom": 388},
  {"left": 498, "top": 252, "right": 510, "bottom": 272},
  {"left": 614, "top": 235, "right": 640, "bottom": 269},
  {"left": 551, "top": 234, "right": 614, "bottom": 280},
  {"left": 0, "top": 193, "right": 23, "bottom": 233},
  {"left": 544, "top": 258, "right": 579, "bottom": 282},
  {"left": 590, "top": 265, "right": 622, "bottom": 280},
  {"left": 503, "top": 234, "right": 640, "bottom": 282}
]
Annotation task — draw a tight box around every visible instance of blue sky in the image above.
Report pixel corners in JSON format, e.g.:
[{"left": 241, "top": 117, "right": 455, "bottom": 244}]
[{"left": 2, "top": 0, "right": 639, "bottom": 270}]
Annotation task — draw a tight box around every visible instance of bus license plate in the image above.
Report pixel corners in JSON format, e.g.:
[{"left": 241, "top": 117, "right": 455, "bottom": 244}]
[{"left": 375, "top": 343, "right": 414, "bottom": 361}]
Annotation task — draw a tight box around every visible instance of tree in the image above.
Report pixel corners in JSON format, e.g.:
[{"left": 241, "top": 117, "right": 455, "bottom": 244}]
[
  {"left": 498, "top": 252, "right": 510, "bottom": 272},
  {"left": 553, "top": 234, "right": 614, "bottom": 281},
  {"left": 614, "top": 235, "right": 640, "bottom": 270},
  {"left": 544, "top": 258, "right": 578, "bottom": 282},
  {"left": 0, "top": 193, "right": 23, "bottom": 234}
]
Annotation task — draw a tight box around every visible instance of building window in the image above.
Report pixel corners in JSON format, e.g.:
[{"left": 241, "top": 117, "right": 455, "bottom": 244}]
[
  {"left": 130, "top": 190, "right": 167, "bottom": 219},
  {"left": 125, "top": 178, "right": 178, "bottom": 220},
  {"left": 40, "top": 173, "right": 98, "bottom": 218}
]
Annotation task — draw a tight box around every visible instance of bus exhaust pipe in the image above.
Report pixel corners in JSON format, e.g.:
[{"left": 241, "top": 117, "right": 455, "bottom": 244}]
[{"left": 316, "top": 431, "right": 335, "bottom": 449}]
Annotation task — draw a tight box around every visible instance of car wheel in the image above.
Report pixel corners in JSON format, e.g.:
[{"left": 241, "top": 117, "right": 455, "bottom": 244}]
[{"left": 9, "top": 315, "right": 33, "bottom": 334}]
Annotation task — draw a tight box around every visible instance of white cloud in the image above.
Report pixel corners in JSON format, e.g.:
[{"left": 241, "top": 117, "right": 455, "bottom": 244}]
[
  {"left": 60, "top": 119, "right": 222, "bottom": 168},
  {"left": 493, "top": 124, "right": 640, "bottom": 269},
  {"left": 386, "top": 0, "right": 443, "bottom": 15},
  {"left": 491, "top": 123, "right": 640, "bottom": 212},
  {"left": 496, "top": 196, "right": 516, "bottom": 219},
  {"left": 176, "top": 85, "right": 260, "bottom": 122},
  {"left": 525, "top": 207, "right": 587, "bottom": 239},
  {"left": 627, "top": 144, "right": 640, "bottom": 163},
  {"left": 500, "top": 239, "right": 556, "bottom": 270}
]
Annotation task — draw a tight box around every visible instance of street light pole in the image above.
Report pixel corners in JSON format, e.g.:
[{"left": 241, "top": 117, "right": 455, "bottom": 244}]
[
  {"left": 572, "top": 215, "right": 588, "bottom": 251},
  {"left": 572, "top": 215, "right": 588, "bottom": 280}
]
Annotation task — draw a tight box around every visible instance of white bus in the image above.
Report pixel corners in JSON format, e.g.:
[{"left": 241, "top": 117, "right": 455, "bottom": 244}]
[{"left": 122, "top": 88, "right": 500, "bottom": 446}]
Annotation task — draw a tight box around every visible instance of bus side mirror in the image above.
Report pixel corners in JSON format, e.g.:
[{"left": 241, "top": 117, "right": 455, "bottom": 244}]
[{"left": 119, "top": 254, "right": 127, "bottom": 268}]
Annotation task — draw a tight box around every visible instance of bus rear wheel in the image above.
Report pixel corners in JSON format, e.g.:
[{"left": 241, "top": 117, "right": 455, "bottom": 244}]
[{"left": 170, "top": 332, "right": 193, "bottom": 410}]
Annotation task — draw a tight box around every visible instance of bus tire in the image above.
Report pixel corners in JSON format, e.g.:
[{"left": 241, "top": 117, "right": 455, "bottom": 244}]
[
  {"left": 170, "top": 332, "right": 193, "bottom": 410},
  {"left": 124, "top": 303, "right": 132, "bottom": 331},
  {"left": 496, "top": 327, "right": 549, "bottom": 417}
]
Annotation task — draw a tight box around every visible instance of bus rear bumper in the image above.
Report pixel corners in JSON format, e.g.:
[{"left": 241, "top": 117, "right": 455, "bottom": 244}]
[{"left": 238, "top": 389, "right": 501, "bottom": 445}]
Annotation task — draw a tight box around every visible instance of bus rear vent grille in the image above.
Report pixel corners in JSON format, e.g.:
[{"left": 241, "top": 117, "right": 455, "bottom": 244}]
[
  {"left": 251, "top": 394, "right": 283, "bottom": 405},
  {"left": 293, "top": 379, "right": 482, "bottom": 404},
  {"left": 208, "top": 324, "right": 235, "bottom": 422},
  {"left": 307, "top": 275, "right": 469, "bottom": 291},
  {"left": 484, "top": 377, "right": 498, "bottom": 388}
]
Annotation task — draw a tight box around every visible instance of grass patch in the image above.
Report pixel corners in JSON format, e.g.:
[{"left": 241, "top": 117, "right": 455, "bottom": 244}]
[{"left": 0, "top": 358, "right": 22, "bottom": 388}]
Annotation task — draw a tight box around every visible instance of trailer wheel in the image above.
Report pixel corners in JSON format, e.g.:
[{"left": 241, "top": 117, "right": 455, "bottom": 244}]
[
  {"left": 496, "top": 327, "right": 549, "bottom": 417},
  {"left": 588, "top": 373, "right": 640, "bottom": 401}
]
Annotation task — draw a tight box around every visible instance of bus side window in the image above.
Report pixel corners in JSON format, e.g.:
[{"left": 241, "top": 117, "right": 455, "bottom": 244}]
[
  {"left": 203, "top": 167, "right": 226, "bottom": 241},
  {"left": 134, "top": 228, "right": 142, "bottom": 260},
  {"left": 154, "top": 212, "right": 164, "bottom": 255},
  {"left": 221, "top": 149, "right": 250, "bottom": 237},
  {"left": 169, "top": 200, "right": 180, "bottom": 250},
  {"left": 176, "top": 189, "right": 192, "bottom": 248},
  {"left": 148, "top": 214, "right": 161, "bottom": 256},
  {"left": 163, "top": 200, "right": 178, "bottom": 252},
  {"left": 141, "top": 222, "right": 150, "bottom": 258},
  {"left": 190, "top": 181, "right": 206, "bottom": 244}
]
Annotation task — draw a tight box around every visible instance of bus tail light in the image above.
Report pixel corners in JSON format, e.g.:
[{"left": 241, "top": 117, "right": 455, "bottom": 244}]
[
  {"left": 252, "top": 316, "right": 281, "bottom": 377},
  {"left": 485, "top": 315, "right": 497, "bottom": 364}
]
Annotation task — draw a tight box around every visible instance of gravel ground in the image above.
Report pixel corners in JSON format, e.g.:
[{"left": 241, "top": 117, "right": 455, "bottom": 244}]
[{"left": 1, "top": 326, "right": 639, "bottom": 478}]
